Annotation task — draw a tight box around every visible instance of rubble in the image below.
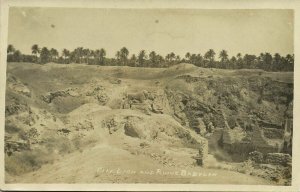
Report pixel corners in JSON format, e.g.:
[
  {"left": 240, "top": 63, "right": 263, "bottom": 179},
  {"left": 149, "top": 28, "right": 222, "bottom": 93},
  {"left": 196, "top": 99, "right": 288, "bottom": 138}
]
[
  {"left": 265, "top": 153, "right": 292, "bottom": 166},
  {"left": 248, "top": 151, "right": 264, "bottom": 163},
  {"left": 7, "top": 74, "right": 31, "bottom": 97},
  {"left": 5, "top": 103, "right": 30, "bottom": 116},
  {"left": 42, "top": 88, "right": 80, "bottom": 103},
  {"left": 5, "top": 140, "right": 30, "bottom": 156},
  {"left": 124, "top": 121, "right": 142, "bottom": 138},
  {"left": 73, "top": 120, "right": 94, "bottom": 131},
  {"left": 86, "top": 86, "right": 109, "bottom": 105}
]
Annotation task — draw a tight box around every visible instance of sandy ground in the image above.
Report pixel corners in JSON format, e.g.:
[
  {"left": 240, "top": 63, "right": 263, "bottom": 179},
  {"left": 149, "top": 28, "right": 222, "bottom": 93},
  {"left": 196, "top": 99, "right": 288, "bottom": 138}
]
[{"left": 6, "top": 131, "right": 276, "bottom": 185}]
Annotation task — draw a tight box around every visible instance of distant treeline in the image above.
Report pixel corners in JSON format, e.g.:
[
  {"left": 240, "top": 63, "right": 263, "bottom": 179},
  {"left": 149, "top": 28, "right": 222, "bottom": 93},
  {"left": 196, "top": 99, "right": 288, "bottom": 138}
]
[{"left": 7, "top": 44, "right": 294, "bottom": 71}]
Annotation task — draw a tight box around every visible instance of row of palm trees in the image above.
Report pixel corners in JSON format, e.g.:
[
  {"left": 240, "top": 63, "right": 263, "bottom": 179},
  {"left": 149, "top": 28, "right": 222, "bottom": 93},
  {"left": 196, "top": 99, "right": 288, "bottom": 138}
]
[{"left": 7, "top": 44, "right": 294, "bottom": 71}]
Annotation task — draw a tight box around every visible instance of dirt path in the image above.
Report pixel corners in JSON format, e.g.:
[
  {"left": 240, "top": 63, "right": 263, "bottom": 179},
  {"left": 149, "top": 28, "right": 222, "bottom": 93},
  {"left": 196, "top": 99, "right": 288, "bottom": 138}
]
[{"left": 6, "top": 138, "right": 276, "bottom": 185}]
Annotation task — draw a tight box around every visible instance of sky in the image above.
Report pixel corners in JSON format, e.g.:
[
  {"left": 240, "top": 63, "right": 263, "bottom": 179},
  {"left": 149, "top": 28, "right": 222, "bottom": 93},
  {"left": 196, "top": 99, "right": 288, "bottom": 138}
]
[{"left": 8, "top": 8, "right": 294, "bottom": 58}]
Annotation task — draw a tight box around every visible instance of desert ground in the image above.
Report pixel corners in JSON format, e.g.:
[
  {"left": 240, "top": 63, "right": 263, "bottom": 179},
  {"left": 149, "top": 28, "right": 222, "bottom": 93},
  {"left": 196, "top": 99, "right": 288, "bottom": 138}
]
[{"left": 5, "top": 62, "right": 293, "bottom": 185}]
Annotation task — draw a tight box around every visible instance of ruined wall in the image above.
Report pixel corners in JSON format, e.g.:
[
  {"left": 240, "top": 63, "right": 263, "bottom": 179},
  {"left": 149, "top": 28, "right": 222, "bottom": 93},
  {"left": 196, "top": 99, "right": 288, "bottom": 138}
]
[
  {"left": 265, "top": 153, "right": 292, "bottom": 166},
  {"left": 123, "top": 89, "right": 172, "bottom": 115},
  {"left": 263, "top": 128, "right": 284, "bottom": 139}
]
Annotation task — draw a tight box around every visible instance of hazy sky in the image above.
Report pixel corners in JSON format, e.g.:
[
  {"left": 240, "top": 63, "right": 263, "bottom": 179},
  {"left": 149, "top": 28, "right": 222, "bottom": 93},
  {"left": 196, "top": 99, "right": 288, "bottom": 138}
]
[{"left": 8, "top": 8, "right": 294, "bottom": 58}]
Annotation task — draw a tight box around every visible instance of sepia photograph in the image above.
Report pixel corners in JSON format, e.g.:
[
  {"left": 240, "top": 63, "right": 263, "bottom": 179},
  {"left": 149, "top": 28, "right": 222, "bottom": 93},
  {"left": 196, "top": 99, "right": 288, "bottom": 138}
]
[{"left": 0, "top": 1, "right": 299, "bottom": 191}]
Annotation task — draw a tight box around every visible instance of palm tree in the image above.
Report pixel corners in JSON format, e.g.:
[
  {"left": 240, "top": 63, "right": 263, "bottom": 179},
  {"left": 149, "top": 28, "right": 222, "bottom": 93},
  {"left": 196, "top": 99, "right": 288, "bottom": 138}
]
[
  {"left": 50, "top": 48, "right": 59, "bottom": 62},
  {"left": 7, "top": 44, "right": 16, "bottom": 62},
  {"left": 93, "top": 50, "right": 98, "bottom": 64},
  {"left": 99, "top": 48, "right": 106, "bottom": 65},
  {"left": 195, "top": 54, "right": 203, "bottom": 67},
  {"left": 258, "top": 53, "right": 265, "bottom": 69},
  {"left": 236, "top": 53, "right": 243, "bottom": 68},
  {"left": 219, "top": 50, "right": 229, "bottom": 68},
  {"left": 120, "top": 47, "right": 129, "bottom": 65},
  {"left": 272, "top": 53, "right": 281, "bottom": 71},
  {"left": 12, "top": 50, "right": 22, "bottom": 62},
  {"left": 62, "top": 49, "right": 70, "bottom": 64},
  {"left": 115, "top": 51, "right": 121, "bottom": 64},
  {"left": 165, "top": 54, "right": 171, "bottom": 62},
  {"left": 149, "top": 51, "right": 157, "bottom": 67},
  {"left": 243, "top": 54, "right": 257, "bottom": 69},
  {"left": 175, "top": 55, "right": 181, "bottom": 63},
  {"left": 72, "top": 47, "right": 84, "bottom": 63},
  {"left": 7, "top": 44, "right": 15, "bottom": 55},
  {"left": 94, "top": 49, "right": 106, "bottom": 65},
  {"left": 204, "top": 49, "right": 216, "bottom": 68},
  {"left": 285, "top": 54, "right": 294, "bottom": 71},
  {"left": 260, "top": 52, "right": 272, "bottom": 71},
  {"left": 130, "top": 54, "right": 137, "bottom": 67},
  {"left": 237, "top": 53, "right": 242, "bottom": 59},
  {"left": 31, "top": 44, "right": 40, "bottom": 63},
  {"left": 165, "top": 52, "right": 176, "bottom": 67},
  {"left": 169, "top": 52, "right": 176, "bottom": 62},
  {"left": 77, "top": 47, "right": 84, "bottom": 63},
  {"left": 286, "top": 54, "right": 293, "bottom": 63},
  {"left": 89, "top": 50, "right": 95, "bottom": 64},
  {"left": 185, "top": 52, "right": 191, "bottom": 62},
  {"left": 82, "top": 48, "right": 91, "bottom": 63},
  {"left": 138, "top": 50, "right": 147, "bottom": 67},
  {"left": 230, "top": 56, "right": 237, "bottom": 69},
  {"left": 40, "top": 47, "right": 50, "bottom": 64},
  {"left": 190, "top": 54, "right": 197, "bottom": 64},
  {"left": 157, "top": 55, "right": 164, "bottom": 67}
]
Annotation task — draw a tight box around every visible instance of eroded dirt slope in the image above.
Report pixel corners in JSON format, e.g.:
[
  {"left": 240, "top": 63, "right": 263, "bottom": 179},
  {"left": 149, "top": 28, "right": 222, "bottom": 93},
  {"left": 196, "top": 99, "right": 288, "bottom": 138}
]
[{"left": 5, "top": 62, "right": 293, "bottom": 184}]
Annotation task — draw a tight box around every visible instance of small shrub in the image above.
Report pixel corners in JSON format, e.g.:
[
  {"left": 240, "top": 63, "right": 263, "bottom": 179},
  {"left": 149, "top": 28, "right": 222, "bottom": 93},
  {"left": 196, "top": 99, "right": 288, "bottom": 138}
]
[
  {"left": 18, "top": 127, "right": 40, "bottom": 142},
  {"left": 282, "top": 166, "right": 292, "bottom": 179},
  {"left": 248, "top": 151, "right": 264, "bottom": 164},
  {"left": 140, "top": 142, "right": 150, "bottom": 148},
  {"left": 227, "top": 115, "right": 237, "bottom": 129},
  {"left": 5, "top": 148, "right": 55, "bottom": 175},
  {"left": 5, "top": 124, "right": 21, "bottom": 133},
  {"left": 239, "top": 160, "right": 254, "bottom": 175}
]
